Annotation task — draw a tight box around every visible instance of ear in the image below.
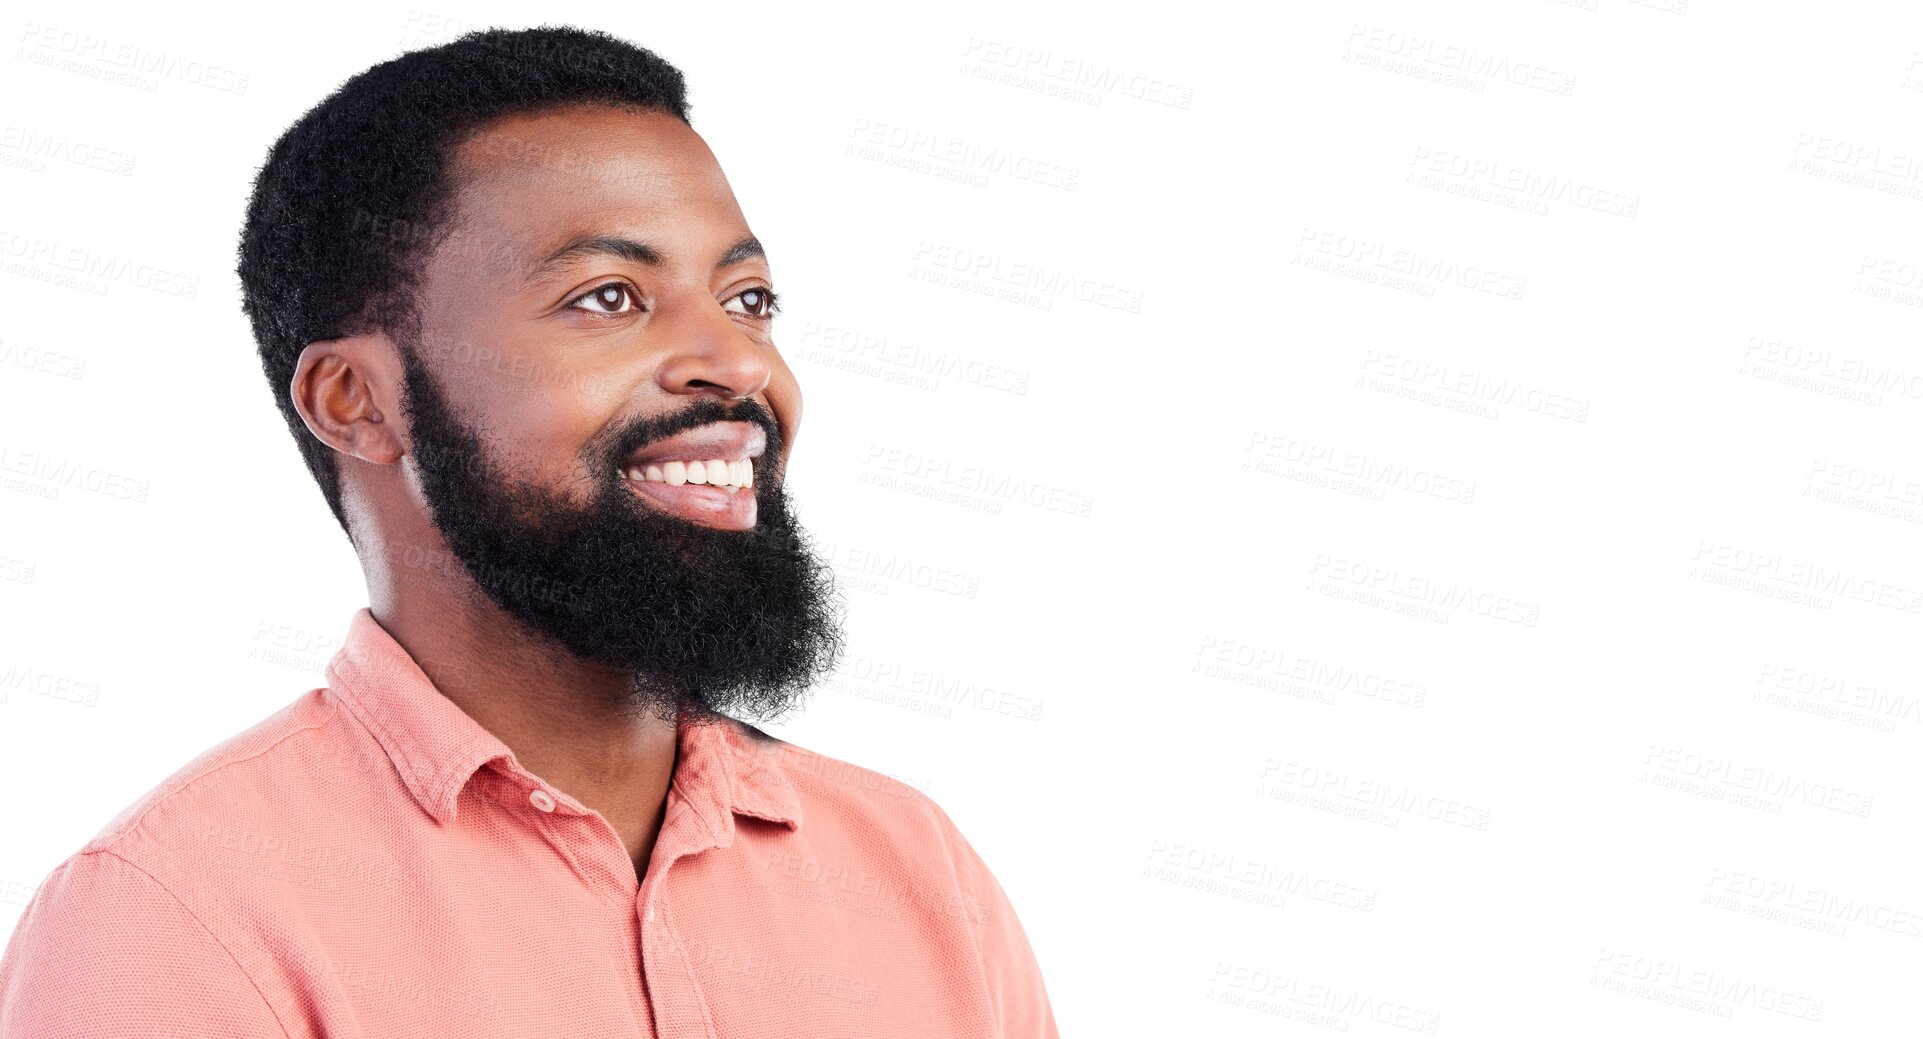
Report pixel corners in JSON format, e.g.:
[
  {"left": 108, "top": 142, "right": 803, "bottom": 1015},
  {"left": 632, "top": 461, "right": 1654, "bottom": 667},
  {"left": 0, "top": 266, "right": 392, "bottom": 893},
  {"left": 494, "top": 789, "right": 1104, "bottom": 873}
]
[{"left": 290, "top": 332, "right": 406, "bottom": 466}]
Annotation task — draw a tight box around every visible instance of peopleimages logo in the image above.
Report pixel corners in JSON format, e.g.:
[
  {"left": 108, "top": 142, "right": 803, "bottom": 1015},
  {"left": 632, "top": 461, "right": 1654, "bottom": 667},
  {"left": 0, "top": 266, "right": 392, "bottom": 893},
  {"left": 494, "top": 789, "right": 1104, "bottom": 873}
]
[
  {"left": 0, "top": 228, "right": 198, "bottom": 298},
  {"left": 16, "top": 23, "right": 251, "bottom": 94},
  {"left": 958, "top": 37, "right": 1195, "bottom": 109},
  {"left": 1343, "top": 24, "right": 1578, "bottom": 96},
  {"left": 1689, "top": 540, "right": 1923, "bottom": 614},
  {"left": 1296, "top": 228, "right": 1528, "bottom": 301},
  {"left": 1641, "top": 745, "right": 1875, "bottom": 818}
]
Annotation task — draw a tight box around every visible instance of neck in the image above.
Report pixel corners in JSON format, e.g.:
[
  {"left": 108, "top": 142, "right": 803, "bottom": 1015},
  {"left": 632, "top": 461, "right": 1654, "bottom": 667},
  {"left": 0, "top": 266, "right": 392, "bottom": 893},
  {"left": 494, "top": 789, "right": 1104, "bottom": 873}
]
[{"left": 368, "top": 569, "right": 680, "bottom": 877}]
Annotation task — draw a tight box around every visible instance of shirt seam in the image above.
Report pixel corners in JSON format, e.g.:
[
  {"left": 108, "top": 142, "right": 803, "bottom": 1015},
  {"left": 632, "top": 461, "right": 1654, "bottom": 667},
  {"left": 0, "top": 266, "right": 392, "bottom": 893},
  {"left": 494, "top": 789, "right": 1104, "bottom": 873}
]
[
  {"left": 327, "top": 670, "right": 465, "bottom": 820},
  {"left": 98, "top": 709, "right": 337, "bottom": 855},
  {"left": 672, "top": 723, "right": 730, "bottom": 843},
  {"left": 924, "top": 799, "right": 1003, "bottom": 1031},
  {"left": 706, "top": 724, "right": 741, "bottom": 840},
  {"left": 426, "top": 735, "right": 501, "bottom": 822},
  {"left": 657, "top": 894, "right": 723, "bottom": 1039},
  {"left": 90, "top": 849, "right": 294, "bottom": 1039},
  {"left": 722, "top": 724, "right": 800, "bottom": 828}
]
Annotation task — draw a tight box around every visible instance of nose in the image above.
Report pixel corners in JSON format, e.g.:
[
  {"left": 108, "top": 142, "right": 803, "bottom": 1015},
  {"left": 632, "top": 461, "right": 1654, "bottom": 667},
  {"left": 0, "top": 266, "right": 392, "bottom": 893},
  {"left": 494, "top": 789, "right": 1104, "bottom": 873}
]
[{"left": 652, "top": 289, "right": 774, "bottom": 401}]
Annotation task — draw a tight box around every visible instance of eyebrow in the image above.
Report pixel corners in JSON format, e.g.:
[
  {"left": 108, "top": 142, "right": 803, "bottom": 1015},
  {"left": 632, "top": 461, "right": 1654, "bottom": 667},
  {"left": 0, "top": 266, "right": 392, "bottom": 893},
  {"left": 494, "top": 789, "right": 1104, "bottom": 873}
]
[{"left": 525, "top": 233, "right": 766, "bottom": 287}]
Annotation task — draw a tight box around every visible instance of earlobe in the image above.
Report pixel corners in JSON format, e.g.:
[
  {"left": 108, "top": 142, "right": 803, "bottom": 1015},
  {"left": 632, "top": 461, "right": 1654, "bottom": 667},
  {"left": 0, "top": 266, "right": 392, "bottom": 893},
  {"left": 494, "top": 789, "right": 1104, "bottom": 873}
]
[{"left": 291, "top": 338, "right": 405, "bottom": 465}]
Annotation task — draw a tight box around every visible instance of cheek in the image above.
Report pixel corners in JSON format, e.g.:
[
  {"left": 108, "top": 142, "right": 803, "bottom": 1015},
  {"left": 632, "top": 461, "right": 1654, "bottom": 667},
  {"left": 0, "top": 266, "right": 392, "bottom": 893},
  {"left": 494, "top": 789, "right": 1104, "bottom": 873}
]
[
  {"left": 475, "top": 382, "right": 611, "bottom": 488},
  {"left": 765, "top": 360, "right": 803, "bottom": 464}
]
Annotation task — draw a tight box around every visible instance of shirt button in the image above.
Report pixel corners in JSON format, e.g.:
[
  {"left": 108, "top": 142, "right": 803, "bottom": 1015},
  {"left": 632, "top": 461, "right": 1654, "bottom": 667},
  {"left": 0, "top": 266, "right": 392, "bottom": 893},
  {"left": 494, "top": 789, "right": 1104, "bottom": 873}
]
[
  {"left": 529, "top": 789, "right": 556, "bottom": 813},
  {"left": 646, "top": 903, "right": 656, "bottom": 923}
]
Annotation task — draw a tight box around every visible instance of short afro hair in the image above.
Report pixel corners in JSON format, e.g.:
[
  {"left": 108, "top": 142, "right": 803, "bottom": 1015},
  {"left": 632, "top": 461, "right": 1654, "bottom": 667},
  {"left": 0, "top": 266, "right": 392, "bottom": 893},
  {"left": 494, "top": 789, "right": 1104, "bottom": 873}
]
[{"left": 237, "top": 25, "right": 691, "bottom": 547}]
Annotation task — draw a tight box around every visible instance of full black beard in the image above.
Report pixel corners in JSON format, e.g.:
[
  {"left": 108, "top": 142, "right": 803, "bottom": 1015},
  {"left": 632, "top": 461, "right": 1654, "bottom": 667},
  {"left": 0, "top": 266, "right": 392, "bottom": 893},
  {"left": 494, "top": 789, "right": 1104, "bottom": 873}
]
[{"left": 394, "top": 342, "right": 844, "bottom": 725}]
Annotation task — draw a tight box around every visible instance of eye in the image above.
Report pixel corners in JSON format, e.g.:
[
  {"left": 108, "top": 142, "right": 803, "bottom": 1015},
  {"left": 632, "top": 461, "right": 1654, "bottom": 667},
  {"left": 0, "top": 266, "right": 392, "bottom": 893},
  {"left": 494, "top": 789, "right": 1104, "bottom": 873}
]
[
  {"left": 568, "top": 281, "right": 642, "bottom": 316},
  {"left": 723, "top": 286, "right": 782, "bottom": 321}
]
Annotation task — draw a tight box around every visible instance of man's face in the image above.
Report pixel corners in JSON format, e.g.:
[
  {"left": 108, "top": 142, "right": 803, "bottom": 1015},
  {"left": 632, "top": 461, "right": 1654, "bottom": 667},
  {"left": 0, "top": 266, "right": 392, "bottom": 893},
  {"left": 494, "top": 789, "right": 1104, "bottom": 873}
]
[{"left": 391, "top": 103, "right": 842, "bottom": 721}]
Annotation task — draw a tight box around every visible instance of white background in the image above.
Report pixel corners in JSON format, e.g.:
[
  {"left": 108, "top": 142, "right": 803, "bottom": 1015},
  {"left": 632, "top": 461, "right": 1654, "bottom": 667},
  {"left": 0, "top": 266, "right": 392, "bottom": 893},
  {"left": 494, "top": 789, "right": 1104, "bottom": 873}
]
[{"left": 4, "top": 1, "right": 1922, "bottom": 1035}]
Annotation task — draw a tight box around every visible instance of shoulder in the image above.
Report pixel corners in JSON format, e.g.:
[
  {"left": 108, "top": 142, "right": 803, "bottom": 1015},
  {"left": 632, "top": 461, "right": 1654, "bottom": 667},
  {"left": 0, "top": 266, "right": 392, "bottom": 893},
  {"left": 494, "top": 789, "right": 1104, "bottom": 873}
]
[
  {"left": 0, "top": 689, "right": 372, "bottom": 1031},
  {"left": 728, "top": 718, "right": 947, "bottom": 835},
  {"left": 727, "top": 720, "right": 1008, "bottom": 928},
  {"left": 0, "top": 847, "right": 292, "bottom": 1034},
  {"left": 79, "top": 689, "right": 350, "bottom": 863},
  {"left": 732, "top": 722, "right": 1059, "bottom": 1035}
]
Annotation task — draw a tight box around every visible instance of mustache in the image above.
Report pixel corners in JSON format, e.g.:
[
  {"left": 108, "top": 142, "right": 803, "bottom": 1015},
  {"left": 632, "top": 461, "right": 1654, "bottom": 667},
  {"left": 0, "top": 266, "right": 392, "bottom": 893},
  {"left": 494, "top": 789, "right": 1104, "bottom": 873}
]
[{"left": 604, "top": 396, "right": 784, "bottom": 474}]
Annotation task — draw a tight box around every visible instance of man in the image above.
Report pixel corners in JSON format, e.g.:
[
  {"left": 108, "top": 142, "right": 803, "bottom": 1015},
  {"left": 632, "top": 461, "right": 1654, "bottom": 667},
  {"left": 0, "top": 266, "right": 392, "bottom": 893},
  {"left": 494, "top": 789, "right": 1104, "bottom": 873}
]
[{"left": 0, "top": 25, "right": 1058, "bottom": 1038}]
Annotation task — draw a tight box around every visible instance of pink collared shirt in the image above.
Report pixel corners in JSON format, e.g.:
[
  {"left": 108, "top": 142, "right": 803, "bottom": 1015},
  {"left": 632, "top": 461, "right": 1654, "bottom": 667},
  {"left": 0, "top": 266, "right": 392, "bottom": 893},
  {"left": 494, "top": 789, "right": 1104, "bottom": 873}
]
[{"left": 0, "top": 608, "right": 1058, "bottom": 1037}]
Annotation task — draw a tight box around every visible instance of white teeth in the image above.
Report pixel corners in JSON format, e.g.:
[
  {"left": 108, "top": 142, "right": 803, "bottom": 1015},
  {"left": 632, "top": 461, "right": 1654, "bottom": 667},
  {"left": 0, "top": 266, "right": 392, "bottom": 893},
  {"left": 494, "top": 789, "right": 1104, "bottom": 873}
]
[{"left": 625, "top": 457, "right": 756, "bottom": 490}]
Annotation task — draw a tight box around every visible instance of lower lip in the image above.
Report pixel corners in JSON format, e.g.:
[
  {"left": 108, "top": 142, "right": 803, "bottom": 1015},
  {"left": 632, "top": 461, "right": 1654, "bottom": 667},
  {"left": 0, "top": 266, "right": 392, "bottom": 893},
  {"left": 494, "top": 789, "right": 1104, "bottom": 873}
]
[{"left": 624, "top": 476, "right": 758, "bottom": 530}]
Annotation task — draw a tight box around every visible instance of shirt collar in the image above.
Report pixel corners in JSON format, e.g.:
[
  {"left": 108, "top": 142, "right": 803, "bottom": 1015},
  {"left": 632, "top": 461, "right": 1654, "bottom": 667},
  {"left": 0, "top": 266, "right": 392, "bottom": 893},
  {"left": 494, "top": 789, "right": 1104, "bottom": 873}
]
[{"left": 322, "top": 608, "right": 803, "bottom": 835}]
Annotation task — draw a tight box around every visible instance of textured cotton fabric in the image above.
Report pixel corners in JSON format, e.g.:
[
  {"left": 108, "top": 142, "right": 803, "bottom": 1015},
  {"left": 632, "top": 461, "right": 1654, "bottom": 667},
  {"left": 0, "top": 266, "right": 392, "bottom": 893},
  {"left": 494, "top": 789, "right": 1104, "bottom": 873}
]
[{"left": 0, "top": 608, "right": 1058, "bottom": 1037}]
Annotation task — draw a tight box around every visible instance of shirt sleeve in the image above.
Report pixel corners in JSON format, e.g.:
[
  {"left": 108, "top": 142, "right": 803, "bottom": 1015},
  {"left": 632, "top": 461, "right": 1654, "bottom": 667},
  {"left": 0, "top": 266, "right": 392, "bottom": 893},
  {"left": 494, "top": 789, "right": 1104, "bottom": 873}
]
[
  {"left": 0, "top": 850, "right": 290, "bottom": 1038},
  {"left": 925, "top": 802, "right": 1061, "bottom": 1039}
]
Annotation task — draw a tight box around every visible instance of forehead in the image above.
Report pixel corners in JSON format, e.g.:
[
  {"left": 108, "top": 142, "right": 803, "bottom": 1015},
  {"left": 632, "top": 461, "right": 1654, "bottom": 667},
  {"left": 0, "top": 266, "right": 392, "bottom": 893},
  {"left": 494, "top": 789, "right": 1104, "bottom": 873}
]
[{"left": 440, "top": 104, "right": 746, "bottom": 277}]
